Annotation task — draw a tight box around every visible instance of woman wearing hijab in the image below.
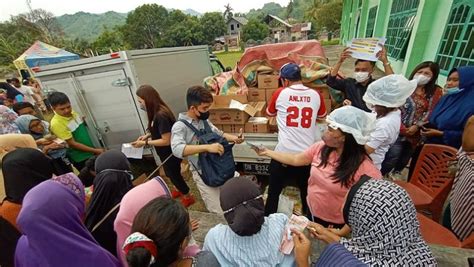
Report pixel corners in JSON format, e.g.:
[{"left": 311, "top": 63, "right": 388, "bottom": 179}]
[
  {"left": 293, "top": 177, "right": 436, "bottom": 266},
  {"left": 15, "top": 114, "right": 72, "bottom": 174},
  {"left": 124, "top": 197, "right": 219, "bottom": 267},
  {"left": 114, "top": 175, "right": 172, "bottom": 265},
  {"left": 15, "top": 173, "right": 120, "bottom": 267},
  {"left": 254, "top": 106, "right": 381, "bottom": 228},
  {"left": 85, "top": 150, "right": 134, "bottom": 256},
  {"left": 408, "top": 66, "right": 474, "bottom": 179},
  {"left": 0, "top": 134, "right": 37, "bottom": 159},
  {"left": 0, "top": 148, "right": 53, "bottom": 267},
  {"left": 204, "top": 177, "right": 295, "bottom": 266},
  {"left": 0, "top": 105, "right": 20, "bottom": 135}
]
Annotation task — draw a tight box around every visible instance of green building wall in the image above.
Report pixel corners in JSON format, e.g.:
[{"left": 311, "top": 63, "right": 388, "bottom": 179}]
[{"left": 339, "top": 0, "right": 458, "bottom": 85}]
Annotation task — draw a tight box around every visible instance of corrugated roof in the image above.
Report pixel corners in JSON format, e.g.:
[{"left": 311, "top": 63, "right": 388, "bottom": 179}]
[
  {"left": 266, "top": 14, "right": 292, "bottom": 28},
  {"left": 232, "top": 16, "right": 248, "bottom": 25}
]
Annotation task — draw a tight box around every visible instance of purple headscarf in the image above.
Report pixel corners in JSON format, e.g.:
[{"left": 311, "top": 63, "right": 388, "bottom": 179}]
[{"left": 15, "top": 173, "right": 120, "bottom": 267}]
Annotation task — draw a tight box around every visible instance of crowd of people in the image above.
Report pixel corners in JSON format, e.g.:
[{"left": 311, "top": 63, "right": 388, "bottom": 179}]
[{"left": 0, "top": 47, "right": 473, "bottom": 267}]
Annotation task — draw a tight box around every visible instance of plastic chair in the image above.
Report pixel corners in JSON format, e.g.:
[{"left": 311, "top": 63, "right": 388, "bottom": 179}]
[
  {"left": 417, "top": 213, "right": 474, "bottom": 249},
  {"left": 395, "top": 144, "right": 457, "bottom": 222}
]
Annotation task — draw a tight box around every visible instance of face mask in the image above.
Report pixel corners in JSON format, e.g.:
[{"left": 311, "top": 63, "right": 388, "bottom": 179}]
[
  {"left": 197, "top": 110, "right": 210, "bottom": 121},
  {"left": 445, "top": 87, "right": 463, "bottom": 95},
  {"left": 322, "top": 130, "right": 345, "bottom": 148},
  {"left": 414, "top": 74, "right": 431, "bottom": 86},
  {"left": 354, "top": 72, "right": 370, "bottom": 83},
  {"left": 139, "top": 103, "right": 146, "bottom": 111}
]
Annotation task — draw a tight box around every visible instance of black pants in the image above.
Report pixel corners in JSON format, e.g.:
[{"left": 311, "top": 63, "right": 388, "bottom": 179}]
[
  {"left": 408, "top": 144, "right": 424, "bottom": 182},
  {"left": 265, "top": 159, "right": 310, "bottom": 216},
  {"left": 162, "top": 155, "right": 190, "bottom": 195},
  {"left": 381, "top": 137, "right": 414, "bottom": 175},
  {"left": 72, "top": 159, "right": 87, "bottom": 173}
]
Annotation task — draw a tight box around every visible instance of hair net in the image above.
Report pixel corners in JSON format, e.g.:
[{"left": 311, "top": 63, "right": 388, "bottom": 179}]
[
  {"left": 326, "top": 106, "right": 377, "bottom": 145},
  {"left": 363, "top": 74, "right": 417, "bottom": 108}
]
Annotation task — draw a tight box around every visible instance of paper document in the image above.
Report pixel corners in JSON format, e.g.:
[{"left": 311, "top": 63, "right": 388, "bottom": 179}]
[
  {"left": 121, "top": 143, "right": 144, "bottom": 159},
  {"left": 347, "top": 37, "right": 386, "bottom": 61},
  {"left": 229, "top": 99, "right": 249, "bottom": 110},
  {"left": 279, "top": 214, "right": 309, "bottom": 254}
]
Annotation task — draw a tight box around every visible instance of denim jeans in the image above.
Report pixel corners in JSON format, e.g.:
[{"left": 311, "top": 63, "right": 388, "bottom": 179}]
[{"left": 381, "top": 137, "right": 414, "bottom": 175}]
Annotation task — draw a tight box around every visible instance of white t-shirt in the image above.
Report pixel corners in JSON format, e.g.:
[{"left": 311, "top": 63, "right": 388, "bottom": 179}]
[
  {"left": 16, "top": 85, "right": 36, "bottom": 105},
  {"left": 266, "top": 84, "right": 327, "bottom": 153},
  {"left": 366, "top": 110, "right": 401, "bottom": 169}
]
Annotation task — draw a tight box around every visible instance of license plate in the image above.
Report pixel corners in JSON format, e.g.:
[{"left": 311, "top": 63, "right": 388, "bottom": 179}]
[{"left": 242, "top": 163, "right": 270, "bottom": 176}]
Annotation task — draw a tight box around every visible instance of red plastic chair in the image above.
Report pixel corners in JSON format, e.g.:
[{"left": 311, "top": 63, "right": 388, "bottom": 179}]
[
  {"left": 417, "top": 213, "right": 474, "bottom": 248},
  {"left": 395, "top": 144, "right": 457, "bottom": 222}
]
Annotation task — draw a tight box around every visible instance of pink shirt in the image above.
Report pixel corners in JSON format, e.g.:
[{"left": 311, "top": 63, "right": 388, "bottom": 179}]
[{"left": 304, "top": 141, "right": 381, "bottom": 224}]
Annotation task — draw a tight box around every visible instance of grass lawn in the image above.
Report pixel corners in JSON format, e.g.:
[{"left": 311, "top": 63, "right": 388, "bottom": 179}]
[{"left": 215, "top": 51, "right": 243, "bottom": 69}]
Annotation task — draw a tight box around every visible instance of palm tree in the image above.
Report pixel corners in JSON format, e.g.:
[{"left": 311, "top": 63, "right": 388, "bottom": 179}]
[{"left": 223, "top": 3, "right": 233, "bottom": 22}]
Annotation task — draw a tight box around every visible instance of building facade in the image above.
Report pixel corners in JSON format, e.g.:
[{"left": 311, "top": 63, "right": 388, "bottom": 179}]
[
  {"left": 227, "top": 17, "right": 248, "bottom": 36},
  {"left": 340, "top": 0, "right": 473, "bottom": 83}
]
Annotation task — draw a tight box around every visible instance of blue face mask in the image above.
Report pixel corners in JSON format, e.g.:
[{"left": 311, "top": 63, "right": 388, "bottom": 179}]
[{"left": 445, "top": 87, "right": 463, "bottom": 95}]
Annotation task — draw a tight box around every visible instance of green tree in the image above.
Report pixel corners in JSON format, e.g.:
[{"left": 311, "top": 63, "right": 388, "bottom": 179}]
[
  {"left": 62, "top": 38, "right": 91, "bottom": 57},
  {"left": 164, "top": 16, "right": 204, "bottom": 46},
  {"left": 92, "top": 27, "right": 126, "bottom": 54},
  {"left": 121, "top": 4, "right": 169, "bottom": 49},
  {"left": 306, "top": 0, "right": 342, "bottom": 32},
  {"left": 223, "top": 4, "right": 234, "bottom": 22},
  {"left": 200, "top": 12, "right": 227, "bottom": 44},
  {"left": 0, "top": 18, "right": 43, "bottom": 66},
  {"left": 241, "top": 19, "right": 269, "bottom": 42}
]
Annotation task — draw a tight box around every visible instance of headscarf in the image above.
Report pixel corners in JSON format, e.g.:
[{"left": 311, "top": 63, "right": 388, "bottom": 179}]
[
  {"left": 14, "top": 115, "right": 50, "bottom": 140},
  {"left": 114, "top": 176, "right": 171, "bottom": 265},
  {"left": 2, "top": 148, "right": 53, "bottom": 204},
  {"left": 429, "top": 66, "right": 474, "bottom": 148},
  {"left": 0, "top": 105, "right": 20, "bottom": 135},
  {"left": 15, "top": 173, "right": 120, "bottom": 267},
  {"left": 0, "top": 82, "right": 22, "bottom": 100},
  {"left": 0, "top": 134, "right": 37, "bottom": 160},
  {"left": 219, "top": 177, "right": 264, "bottom": 236},
  {"left": 341, "top": 178, "right": 436, "bottom": 266},
  {"left": 85, "top": 150, "right": 133, "bottom": 255},
  {"left": 0, "top": 217, "right": 21, "bottom": 267}
]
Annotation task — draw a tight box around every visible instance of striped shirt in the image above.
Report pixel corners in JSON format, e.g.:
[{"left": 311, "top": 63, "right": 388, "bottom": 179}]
[
  {"left": 451, "top": 151, "right": 474, "bottom": 241},
  {"left": 315, "top": 243, "right": 367, "bottom": 267},
  {"left": 203, "top": 213, "right": 295, "bottom": 267}
]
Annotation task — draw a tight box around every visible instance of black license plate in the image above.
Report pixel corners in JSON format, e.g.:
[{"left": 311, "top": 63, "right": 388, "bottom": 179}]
[{"left": 242, "top": 162, "right": 270, "bottom": 176}]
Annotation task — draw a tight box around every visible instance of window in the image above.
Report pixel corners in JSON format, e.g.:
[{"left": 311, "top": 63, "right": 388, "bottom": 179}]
[
  {"left": 231, "top": 24, "right": 235, "bottom": 31},
  {"left": 237, "top": 24, "right": 240, "bottom": 28},
  {"left": 366, "top": 6, "right": 378, "bottom": 37},
  {"left": 385, "top": 0, "right": 420, "bottom": 60},
  {"left": 436, "top": 0, "right": 474, "bottom": 74}
]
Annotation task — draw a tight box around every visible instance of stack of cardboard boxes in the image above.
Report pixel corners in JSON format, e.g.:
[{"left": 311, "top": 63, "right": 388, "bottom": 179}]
[{"left": 210, "top": 72, "right": 332, "bottom": 134}]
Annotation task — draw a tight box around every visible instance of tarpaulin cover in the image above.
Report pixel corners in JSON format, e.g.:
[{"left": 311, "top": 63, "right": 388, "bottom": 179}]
[
  {"left": 13, "top": 41, "right": 79, "bottom": 70},
  {"left": 204, "top": 40, "right": 331, "bottom": 95}
]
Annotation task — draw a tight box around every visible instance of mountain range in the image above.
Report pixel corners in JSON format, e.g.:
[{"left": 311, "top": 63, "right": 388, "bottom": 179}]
[{"left": 56, "top": 9, "right": 202, "bottom": 41}]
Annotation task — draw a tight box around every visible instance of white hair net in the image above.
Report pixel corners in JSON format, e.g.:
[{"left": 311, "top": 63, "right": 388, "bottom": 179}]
[
  {"left": 326, "top": 106, "right": 377, "bottom": 145},
  {"left": 363, "top": 74, "right": 417, "bottom": 108}
]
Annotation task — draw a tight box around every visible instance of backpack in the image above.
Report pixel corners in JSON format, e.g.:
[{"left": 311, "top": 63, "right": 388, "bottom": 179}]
[{"left": 179, "top": 119, "right": 236, "bottom": 187}]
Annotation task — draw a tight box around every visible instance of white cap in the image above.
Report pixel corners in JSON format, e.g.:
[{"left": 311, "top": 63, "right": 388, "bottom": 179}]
[
  {"left": 326, "top": 106, "right": 377, "bottom": 145},
  {"left": 363, "top": 74, "right": 417, "bottom": 108}
]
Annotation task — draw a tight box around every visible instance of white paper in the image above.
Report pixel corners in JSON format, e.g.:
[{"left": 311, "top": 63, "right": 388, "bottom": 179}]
[
  {"left": 248, "top": 117, "right": 269, "bottom": 124},
  {"left": 229, "top": 99, "right": 249, "bottom": 110},
  {"left": 121, "top": 143, "right": 144, "bottom": 159},
  {"left": 347, "top": 37, "right": 386, "bottom": 61}
]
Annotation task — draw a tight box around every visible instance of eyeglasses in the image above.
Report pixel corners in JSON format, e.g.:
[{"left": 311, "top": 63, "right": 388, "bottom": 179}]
[{"left": 222, "top": 195, "right": 263, "bottom": 214}]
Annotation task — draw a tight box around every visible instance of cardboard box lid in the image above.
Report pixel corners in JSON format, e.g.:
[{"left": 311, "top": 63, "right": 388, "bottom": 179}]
[
  {"left": 248, "top": 117, "right": 269, "bottom": 124},
  {"left": 210, "top": 96, "right": 257, "bottom": 117}
]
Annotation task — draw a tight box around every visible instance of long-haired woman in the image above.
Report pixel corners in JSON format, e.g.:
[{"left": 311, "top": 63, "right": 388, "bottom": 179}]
[{"left": 132, "top": 85, "right": 194, "bottom": 207}]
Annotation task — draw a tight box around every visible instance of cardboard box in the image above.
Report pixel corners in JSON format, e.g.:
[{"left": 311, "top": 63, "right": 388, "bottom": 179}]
[
  {"left": 245, "top": 117, "right": 269, "bottom": 133},
  {"left": 222, "top": 124, "right": 244, "bottom": 133},
  {"left": 250, "top": 101, "right": 267, "bottom": 117},
  {"left": 247, "top": 87, "right": 266, "bottom": 102},
  {"left": 209, "top": 95, "right": 257, "bottom": 125},
  {"left": 258, "top": 74, "right": 279, "bottom": 89},
  {"left": 266, "top": 88, "right": 278, "bottom": 103}
]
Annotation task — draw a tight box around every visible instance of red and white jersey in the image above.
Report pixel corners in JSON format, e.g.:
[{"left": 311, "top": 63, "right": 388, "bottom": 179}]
[{"left": 267, "top": 84, "right": 326, "bottom": 153}]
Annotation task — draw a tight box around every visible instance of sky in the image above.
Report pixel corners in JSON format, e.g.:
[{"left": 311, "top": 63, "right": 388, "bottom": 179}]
[{"left": 0, "top": 0, "right": 291, "bottom": 21}]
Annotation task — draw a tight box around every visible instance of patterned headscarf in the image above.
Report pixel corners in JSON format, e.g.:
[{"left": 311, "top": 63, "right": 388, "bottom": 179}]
[
  {"left": 0, "top": 105, "right": 20, "bottom": 134},
  {"left": 341, "top": 179, "right": 436, "bottom": 266}
]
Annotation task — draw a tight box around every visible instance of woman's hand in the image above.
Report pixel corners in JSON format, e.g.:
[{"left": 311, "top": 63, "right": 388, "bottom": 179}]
[
  {"left": 131, "top": 140, "right": 146, "bottom": 148},
  {"left": 420, "top": 128, "right": 443, "bottom": 137},
  {"left": 406, "top": 125, "right": 419, "bottom": 136},
  {"left": 291, "top": 229, "right": 311, "bottom": 267},
  {"left": 251, "top": 145, "right": 270, "bottom": 157},
  {"left": 307, "top": 222, "right": 341, "bottom": 244},
  {"left": 137, "top": 134, "right": 149, "bottom": 141},
  {"left": 190, "top": 219, "right": 199, "bottom": 232},
  {"left": 36, "top": 138, "right": 53, "bottom": 146}
]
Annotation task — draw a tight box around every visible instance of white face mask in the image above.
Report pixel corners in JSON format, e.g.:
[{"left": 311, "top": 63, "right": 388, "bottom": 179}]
[
  {"left": 414, "top": 74, "right": 431, "bottom": 86},
  {"left": 354, "top": 72, "right": 370, "bottom": 83}
]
